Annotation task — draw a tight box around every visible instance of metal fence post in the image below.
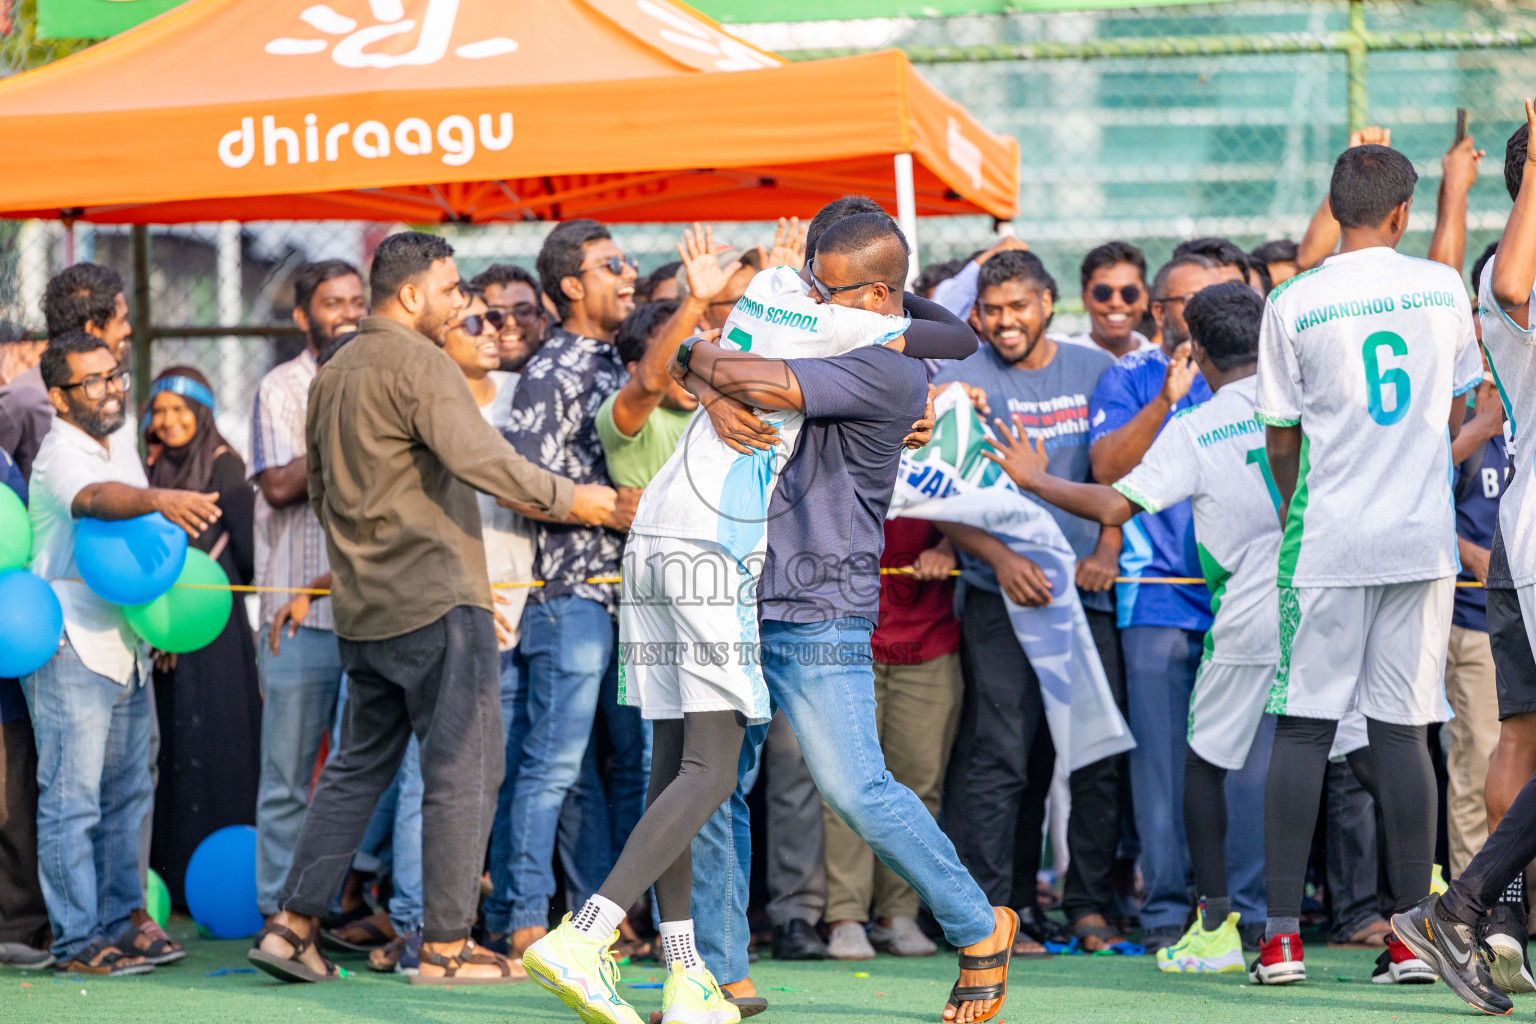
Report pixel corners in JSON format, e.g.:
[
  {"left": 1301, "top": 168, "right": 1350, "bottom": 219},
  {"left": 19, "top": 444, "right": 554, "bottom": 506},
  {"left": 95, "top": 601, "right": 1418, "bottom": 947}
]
[
  {"left": 1347, "top": 0, "right": 1369, "bottom": 134},
  {"left": 130, "top": 223, "right": 153, "bottom": 411}
]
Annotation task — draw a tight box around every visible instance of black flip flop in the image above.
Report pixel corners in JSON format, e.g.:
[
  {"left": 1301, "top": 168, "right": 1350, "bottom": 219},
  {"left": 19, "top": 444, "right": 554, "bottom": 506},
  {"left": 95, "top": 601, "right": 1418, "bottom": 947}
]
[
  {"left": 321, "top": 913, "right": 395, "bottom": 953},
  {"left": 248, "top": 923, "right": 341, "bottom": 984},
  {"left": 728, "top": 995, "right": 769, "bottom": 1018}
]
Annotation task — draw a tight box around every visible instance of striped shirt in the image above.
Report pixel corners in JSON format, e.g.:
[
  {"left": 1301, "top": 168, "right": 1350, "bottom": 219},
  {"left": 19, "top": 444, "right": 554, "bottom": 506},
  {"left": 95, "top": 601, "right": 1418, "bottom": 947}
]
[{"left": 249, "top": 348, "right": 332, "bottom": 629}]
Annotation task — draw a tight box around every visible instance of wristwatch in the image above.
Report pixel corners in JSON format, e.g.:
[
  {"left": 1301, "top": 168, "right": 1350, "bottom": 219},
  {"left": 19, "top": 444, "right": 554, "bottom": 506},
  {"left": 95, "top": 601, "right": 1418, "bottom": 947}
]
[{"left": 675, "top": 337, "right": 696, "bottom": 373}]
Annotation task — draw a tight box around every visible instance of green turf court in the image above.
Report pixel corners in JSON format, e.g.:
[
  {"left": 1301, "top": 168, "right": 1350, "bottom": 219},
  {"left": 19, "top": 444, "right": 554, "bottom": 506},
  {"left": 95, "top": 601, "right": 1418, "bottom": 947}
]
[{"left": 0, "top": 921, "right": 1508, "bottom": 1024}]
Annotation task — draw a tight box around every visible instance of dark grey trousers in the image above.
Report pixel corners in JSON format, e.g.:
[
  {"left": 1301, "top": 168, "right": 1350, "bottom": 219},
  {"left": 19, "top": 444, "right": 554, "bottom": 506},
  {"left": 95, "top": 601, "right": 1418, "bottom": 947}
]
[
  {"left": 765, "top": 711, "right": 826, "bottom": 927},
  {"left": 278, "top": 606, "right": 502, "bottom": 943}
]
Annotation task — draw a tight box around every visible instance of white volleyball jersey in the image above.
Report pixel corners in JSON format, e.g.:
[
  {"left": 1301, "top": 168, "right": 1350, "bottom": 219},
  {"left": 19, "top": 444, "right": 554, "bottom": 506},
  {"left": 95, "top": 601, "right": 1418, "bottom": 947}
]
[
  {"left": 1255, "top": 246, "right": 1481, "bottom": 587},
  {"left": 1479, "top": 255, "right": 1536, "bottom": 585},
  {"left": 1114, "top": 376, "right": 1281, "bottom": 664},
  {"left": 629, "top": 266, "right": 909, "bottom": 563}
]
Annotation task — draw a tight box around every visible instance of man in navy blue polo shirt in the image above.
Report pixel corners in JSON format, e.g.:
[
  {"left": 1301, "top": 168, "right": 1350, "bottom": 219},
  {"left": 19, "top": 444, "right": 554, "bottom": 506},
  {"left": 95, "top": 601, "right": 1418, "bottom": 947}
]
[{"left": 1087, "top": 252, "right": 1272, "bottom": 952}]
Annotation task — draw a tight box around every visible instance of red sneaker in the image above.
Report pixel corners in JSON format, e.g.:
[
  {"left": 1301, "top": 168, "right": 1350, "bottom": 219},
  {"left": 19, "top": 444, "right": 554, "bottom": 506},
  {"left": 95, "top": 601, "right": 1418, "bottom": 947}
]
[
  {"left": 1372, "top": 934, "right": 1436, "bottom": 984},
  {"left": 1248, "top": 932, "right": 1306, "bottom": 985}
]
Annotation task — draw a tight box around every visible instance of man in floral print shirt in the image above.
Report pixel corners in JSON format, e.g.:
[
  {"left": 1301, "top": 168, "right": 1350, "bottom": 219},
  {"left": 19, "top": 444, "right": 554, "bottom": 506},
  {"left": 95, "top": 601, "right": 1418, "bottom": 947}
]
[{"left": 486, "top": 219, "right": 648, "bottom": 959}]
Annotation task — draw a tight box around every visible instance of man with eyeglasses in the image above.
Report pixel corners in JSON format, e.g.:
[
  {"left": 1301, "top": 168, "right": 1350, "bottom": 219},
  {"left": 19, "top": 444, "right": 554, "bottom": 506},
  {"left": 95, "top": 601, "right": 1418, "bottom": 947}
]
[
  {"left": 1084, "top": 251, "right": 1244, "bottom": 954},
  {"left": 471, "top": 264, "right": 549, "bottom": 373},
  {"left": 486, "top": 218, "right": 644, "bottom": 963},
  {"left": 1066, "top": 242, "right": 1156, "bottom": 360},
  {"left": 24, "top": 330, "right": 221, "bottom": 976}
]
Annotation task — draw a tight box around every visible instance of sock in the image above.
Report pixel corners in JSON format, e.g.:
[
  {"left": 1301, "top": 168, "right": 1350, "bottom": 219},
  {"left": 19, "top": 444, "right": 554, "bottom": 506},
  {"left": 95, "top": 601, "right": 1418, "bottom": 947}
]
[
  {"left": 1499, "top": 876, "right": 1527, "bottom": 908},
  {"left": 571, "top": 895, "right": 627, "bottom": 941},
  {"left": 1265, "top": 916, "right": 1300, "bottom": 941},
  {"left": 659, "top": 919, "right": 702, "bottom": 971},
  {"left": 1200, "top": 897, "right": 1231, "bottom": 931}
]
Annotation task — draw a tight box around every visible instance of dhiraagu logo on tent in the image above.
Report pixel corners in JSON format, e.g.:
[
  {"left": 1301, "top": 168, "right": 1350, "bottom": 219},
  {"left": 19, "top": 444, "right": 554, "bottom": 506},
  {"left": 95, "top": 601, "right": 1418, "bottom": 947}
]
[{"left": 216, "top": 111, "right": 513, "bottom": 169}]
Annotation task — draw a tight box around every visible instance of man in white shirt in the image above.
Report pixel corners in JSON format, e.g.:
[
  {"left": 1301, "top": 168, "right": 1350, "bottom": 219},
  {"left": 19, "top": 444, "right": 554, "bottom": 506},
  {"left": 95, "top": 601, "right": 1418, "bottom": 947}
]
[
  {"left": 248, "top": 261, "right": 366, "bottom": 921},
  {"left": 24, "top": 331, "right": 221, "bottom": 976}
]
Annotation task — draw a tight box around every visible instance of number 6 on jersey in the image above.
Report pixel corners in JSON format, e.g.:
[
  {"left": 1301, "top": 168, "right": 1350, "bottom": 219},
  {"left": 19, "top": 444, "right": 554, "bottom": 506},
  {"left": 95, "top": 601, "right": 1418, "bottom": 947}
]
[{"left": 1362, "top": 330, "right": 1410, "bottom": 426}]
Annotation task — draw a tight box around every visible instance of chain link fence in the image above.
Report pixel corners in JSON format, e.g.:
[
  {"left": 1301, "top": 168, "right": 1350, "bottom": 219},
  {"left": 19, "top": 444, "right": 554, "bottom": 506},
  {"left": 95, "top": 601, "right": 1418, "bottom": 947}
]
[{"left": 2, "top": 0, "right": 1533, "bottom": 457}]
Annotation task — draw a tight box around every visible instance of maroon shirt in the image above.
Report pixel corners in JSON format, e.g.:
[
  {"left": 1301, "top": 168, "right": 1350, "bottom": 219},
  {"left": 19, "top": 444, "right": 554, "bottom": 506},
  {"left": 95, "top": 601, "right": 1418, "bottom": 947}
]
[{"left": 872, "top": 518, "right": 961, "bottom": 665}]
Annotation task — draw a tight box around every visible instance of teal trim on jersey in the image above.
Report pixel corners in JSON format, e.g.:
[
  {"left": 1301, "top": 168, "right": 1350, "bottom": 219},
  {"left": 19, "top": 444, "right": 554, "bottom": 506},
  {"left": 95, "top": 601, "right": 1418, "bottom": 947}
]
[
  {"left": 1452, "top": 373, "right": 1485, "bottom": 398},
  {"left": 1266, "top": 265, "right": 1323, "bottom": 303},
  {"left": 1483, "top": 343, "right": 1518, "bottom": 440},
  {"left": 1195, "top": 541, "right": 1231, "bottom": 666},
  {"left": 1114, "top": 517, "right": 1155, "bottom": 630},
  {"left": 1112, "top": 480, "right": 1162, "bottom": 515},
  {"left": 1268, "top": 585, "right": 1301, "bottom": 714},
  {"left": 716, "top": 445, "right": 775, "bottom": 566},
  {"left": 1275, "top": 433, "right": 1312, "bottom": 588},
  {"left": 1254, "top": 411, "right": 1300, "bottom": 428}
]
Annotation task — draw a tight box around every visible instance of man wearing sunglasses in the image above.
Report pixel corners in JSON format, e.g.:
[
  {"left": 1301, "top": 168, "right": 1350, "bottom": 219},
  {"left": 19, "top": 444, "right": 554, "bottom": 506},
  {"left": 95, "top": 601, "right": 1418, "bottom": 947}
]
[
  {"left": 471, "top": 264, "right": 549, "bottom": 373},
  {"left": 1066, "top": 242, "right": 1156, "bottom": 360},
  {"left": 24, "top": 330, "right": 222, "bottom": 976},
  {"left": 487, "top": 218, "right": 645, "bottom": 965}
]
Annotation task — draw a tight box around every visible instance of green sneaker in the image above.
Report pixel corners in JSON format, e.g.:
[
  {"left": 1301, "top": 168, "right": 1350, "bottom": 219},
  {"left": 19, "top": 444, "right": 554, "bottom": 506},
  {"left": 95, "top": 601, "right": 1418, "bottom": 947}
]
[
  {"left": 660, "top": 962, "right": 741, "bottom": 1024},
  {"left": 522, "top": 915, "right": 644, "bottom": 1024},
  {"left": 1155, "top": 912, "right": 1244, "bottom": 974}
]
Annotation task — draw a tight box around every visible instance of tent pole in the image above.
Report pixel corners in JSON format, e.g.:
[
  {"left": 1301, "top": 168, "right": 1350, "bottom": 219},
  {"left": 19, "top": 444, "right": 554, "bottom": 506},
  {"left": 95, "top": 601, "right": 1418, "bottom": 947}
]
[
  {"left": 893, "top": 152, "right": 919, "bottom": 286},
  {"left": 130, "top": 224, "right": 154, "bottom": 413}
]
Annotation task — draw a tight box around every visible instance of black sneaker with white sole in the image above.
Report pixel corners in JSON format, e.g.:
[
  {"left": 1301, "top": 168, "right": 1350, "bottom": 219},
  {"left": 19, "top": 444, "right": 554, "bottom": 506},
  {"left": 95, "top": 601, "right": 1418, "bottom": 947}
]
[
  {"left": 1483, "top": 904, "right": 1536, "bottom": 996},
  {"left": 1392, "top": 894, "right": 1513, "bottom": 1016}
]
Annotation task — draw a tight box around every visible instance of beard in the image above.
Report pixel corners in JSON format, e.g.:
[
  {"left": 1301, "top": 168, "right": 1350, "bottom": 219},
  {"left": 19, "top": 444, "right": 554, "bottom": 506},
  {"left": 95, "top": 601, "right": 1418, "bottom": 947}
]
[{"left": 70, "top": 397, "right": 126, "bottom": 439}]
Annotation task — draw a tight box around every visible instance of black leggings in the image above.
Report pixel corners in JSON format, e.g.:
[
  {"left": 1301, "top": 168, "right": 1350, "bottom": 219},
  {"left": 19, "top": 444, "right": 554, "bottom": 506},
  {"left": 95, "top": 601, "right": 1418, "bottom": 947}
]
[
  {"left": 1265, "top": 716, "right": 1434, "bottom": 919},
  {"left": 596, "top": 711, "right": 745, "bottom": 921},
  {"left": 1183, "top": 748, "right": 1228, "bottom": 901}
]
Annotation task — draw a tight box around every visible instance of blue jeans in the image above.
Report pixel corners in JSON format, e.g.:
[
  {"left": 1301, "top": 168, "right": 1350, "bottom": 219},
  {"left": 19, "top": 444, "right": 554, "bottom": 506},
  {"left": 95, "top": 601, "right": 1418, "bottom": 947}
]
[
  {"left": 761, "top": 618, "right": 995, "bottom": 949},
  {"left": 557, "top": 668, "right": 652, "bottom": 910},
  {"left": 1122, "top": 626, "right": 1269, "bottom": 929},
  {"left": 692, "top": 721, "right": 768, "bottom": 986},
  {"left": 484, "top": 596, "right": 616, "bottom": 934},
  {"left": 22, "top": 638, "right": 153, "bottom": 961},
  {"left": 254, "top": 626, "right": 344, "bottom": 915}
]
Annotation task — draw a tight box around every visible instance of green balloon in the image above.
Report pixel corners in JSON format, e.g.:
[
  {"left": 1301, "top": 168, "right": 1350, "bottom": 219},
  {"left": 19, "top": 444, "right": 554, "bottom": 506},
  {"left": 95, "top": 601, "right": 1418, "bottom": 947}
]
[
  {"left": 146, "top": 868, "right": 171, "bottom": 928},
  {"left": 125, "top": 549, "right": 232, "bottom": 654},
  {"left": 0, "top": 484, "right": 29, "bottom": 571}
]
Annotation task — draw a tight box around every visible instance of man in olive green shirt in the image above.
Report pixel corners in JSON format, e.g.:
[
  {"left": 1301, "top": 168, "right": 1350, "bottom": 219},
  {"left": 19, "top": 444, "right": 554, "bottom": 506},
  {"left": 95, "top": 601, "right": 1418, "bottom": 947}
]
[{"left": 253, "top": 232, "right": 614, "bottom": 988}]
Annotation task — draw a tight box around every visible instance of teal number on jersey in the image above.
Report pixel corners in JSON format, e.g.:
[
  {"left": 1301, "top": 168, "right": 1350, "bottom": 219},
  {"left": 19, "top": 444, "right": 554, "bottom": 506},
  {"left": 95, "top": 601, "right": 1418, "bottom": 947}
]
[
  {"left": 1245, "top": 447, "right": 1283, "bottom": 516},
  {"left": 727, "top": 327, "right": 753, "bottom": 351},
  {"left": 1361, "top": 331, "right": 1410, "bottom": 426}
]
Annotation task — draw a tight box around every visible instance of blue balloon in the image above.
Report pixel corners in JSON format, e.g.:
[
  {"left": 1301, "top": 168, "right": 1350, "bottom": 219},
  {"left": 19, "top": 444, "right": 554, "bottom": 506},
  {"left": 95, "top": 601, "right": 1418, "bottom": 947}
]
[
  {"left": 184, "top": 825, "right": 263, "bottom": 939},
  {"left": 0, "top": 570, "right": 63, "bottom": 677},
  {"left": 74, "top": 513, "right": 187, "bottom": 606}
]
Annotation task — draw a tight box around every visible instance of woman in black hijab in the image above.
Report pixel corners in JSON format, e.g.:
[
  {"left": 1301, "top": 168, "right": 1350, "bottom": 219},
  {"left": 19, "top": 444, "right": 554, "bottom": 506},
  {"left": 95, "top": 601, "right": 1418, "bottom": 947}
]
[{"left": 142, "top": 366, "right": 260, "bottom": 908}]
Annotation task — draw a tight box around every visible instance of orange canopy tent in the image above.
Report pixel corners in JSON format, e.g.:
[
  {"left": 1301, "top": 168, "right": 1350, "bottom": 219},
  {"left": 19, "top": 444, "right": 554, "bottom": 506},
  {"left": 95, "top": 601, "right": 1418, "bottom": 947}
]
[{"left": 0, "top": 0, "right": 1018, "bottom": 228}]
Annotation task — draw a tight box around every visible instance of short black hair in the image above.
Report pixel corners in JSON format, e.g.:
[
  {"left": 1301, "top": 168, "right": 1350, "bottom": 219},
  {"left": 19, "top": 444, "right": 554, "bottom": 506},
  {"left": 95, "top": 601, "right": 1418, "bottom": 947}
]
[
  {"left": 977, "top": 249, "right": 1058, "bottom": 301},
  {"left": 1330, "top": 144, "right": 1419, "bottom": 229},
  {"left": 39, "top": 329, "right": 108, "bottom": 389},
  {"left": 1079, "top": 241, "right": 1146, "bottom": 290},
  {"left": 614, "top": 300, "right": 680, "bottom": 366},
  {"left": 1506, "top": 122, "right": 1530, "bottom": 203},
  {"left": 536, "top": 219, "right": 611, "bottom": 319},
  {"left": 469, "top": 263, "right": 539, "bottom": 296},
  {"left": 641, "top": 260, "right": 682, "bottom": 301},
  {"left": 806, "top": 196, "right": 887, "bottom": 258},
  {"left": 914, "top": 260, "right": 962, "bottom": 300},
  {"left": 41, "top": 263, "right": 123, "bottom": 339},
  {"left": 1472, "top": 241, "right": 1500, "bottom": 293},
  {"left": 1151, "top": 254, "right": 1217, "bottom": 301},
  {"left": 813, "top": 211, "right": 910, "bottom": 291},
  {"left": 1184, "top": 281, "right": 1263, "bottom": 370},
  {"left": 291, "top": 260, "right": 362, "bottom": 315},
  {"left": 1173, "top": 237, "right": 1249, "bottom": 274},
  {"left": 369, "top": 232, "right": 454, "bottom": 307},
  {"left": 1251, "top": 239, "right": 1298, "bottom": 267}
]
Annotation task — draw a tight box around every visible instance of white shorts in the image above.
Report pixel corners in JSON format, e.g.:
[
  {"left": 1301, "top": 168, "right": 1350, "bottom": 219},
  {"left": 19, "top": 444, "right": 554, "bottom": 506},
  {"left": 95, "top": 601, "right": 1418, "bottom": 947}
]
[
  {"left": 1268, "top": 578, "right": 1454, "bottom": 726},
  {"left": 617, "top": 534, "right": 771, "bottom": 724},
  {"left": 1188, "top": 660, "right": 1274, "bottom": 771}
]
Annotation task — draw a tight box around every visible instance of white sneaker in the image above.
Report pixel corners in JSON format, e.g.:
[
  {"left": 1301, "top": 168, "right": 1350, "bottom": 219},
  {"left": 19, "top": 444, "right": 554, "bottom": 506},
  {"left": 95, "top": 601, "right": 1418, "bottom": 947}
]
[
  {"left": 825, "top": 921, "right": 877, "bottom": 961},
  {"left": 660, "top": 962, "right": 742, "bottom": 1024},
  {"left": 868, "top": 917, "right": 938, "bottom": 957},
  {"left": 523, "top": 915, "right": 644, "bottom": 1024}
]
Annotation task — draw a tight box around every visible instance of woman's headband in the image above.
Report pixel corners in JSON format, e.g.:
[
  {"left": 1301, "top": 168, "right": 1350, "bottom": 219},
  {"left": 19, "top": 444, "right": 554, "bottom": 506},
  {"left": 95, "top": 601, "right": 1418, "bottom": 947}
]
[{"left": 142, "top": 375, "right": 215, "bottom": 432}]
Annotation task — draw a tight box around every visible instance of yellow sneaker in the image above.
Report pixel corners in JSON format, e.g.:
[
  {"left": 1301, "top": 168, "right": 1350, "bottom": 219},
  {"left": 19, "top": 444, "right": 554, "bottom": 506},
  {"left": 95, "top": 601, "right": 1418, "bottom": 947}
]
[
  {"left": 1155, "top": 912, "right": 1245, "bottom": 974},
  {"left": 660, "top": 961, "right": 741, "bottom": 1024},
  {"left": 522, "top": 914, "right": 644, "bottom": 1024}
]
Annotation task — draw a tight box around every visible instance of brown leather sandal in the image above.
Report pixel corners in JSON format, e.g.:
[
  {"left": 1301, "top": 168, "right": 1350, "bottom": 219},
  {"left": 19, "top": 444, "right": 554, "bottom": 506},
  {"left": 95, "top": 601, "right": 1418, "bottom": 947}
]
[
  {"left": 944, "top": 908, "right": 1018, "bottom": 1024},
  {"left": 248, "top": 922, "right": 341, "bottom": 984},
  {"left": 409, "top": 939, "right": 525, "bottom": 986}
]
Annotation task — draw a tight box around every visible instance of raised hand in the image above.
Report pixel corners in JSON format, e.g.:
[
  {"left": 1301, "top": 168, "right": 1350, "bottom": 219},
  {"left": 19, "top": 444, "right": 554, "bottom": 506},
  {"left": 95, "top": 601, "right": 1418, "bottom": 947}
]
[
  {"left": 767, "top": 217, "right": 808, "bottom": 271},
  {"left": 981, "top": 414, "right": 1049, "bottom": 489},
  {"left": 1443, "top": 133, "right": 1486, "bottom": 195},
  {"left": 678, "top": 223, "right": 742, "bottom": 304},
  {"left": 975, "top": 235, "right": 1030, "bottom": 265},
  {"left": 1161, "top": 341, "right": 1198, "bottom": 405},
  {"left": 1349, "top": 125, "right": 1391, "bottom": 148}
]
